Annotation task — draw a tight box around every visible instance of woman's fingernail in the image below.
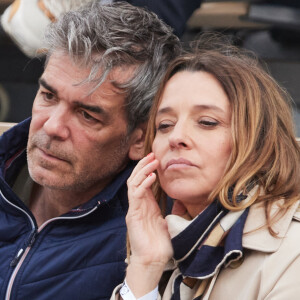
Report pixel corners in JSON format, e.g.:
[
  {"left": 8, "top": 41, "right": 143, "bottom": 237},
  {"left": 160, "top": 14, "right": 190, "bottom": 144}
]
[{"left": 146, "top": 152, "right": 153, "bottom": 157}]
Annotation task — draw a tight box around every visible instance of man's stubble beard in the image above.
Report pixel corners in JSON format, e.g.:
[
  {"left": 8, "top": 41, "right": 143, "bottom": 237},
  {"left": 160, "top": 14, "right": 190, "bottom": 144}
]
[{"left": 27, "top": 131, "right": 131, "bottom": 193}]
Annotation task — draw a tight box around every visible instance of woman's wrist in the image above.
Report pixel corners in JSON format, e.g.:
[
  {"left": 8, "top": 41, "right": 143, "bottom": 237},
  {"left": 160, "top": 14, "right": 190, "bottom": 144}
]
[
  {"left": 125, "top": 260, "right": 165, "bottom": 298},
  {"left": 120, "top": 279, "right": 158, "bottom": 300}
]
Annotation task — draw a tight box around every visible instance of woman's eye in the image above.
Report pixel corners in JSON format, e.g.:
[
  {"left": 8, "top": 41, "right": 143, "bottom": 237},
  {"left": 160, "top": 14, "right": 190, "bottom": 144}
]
[
  {"left": 156, "top": 122, "right": 173, "bottom": 132},
  {"left": 198, "top": 119, "right": 219, "bottom": 127}
]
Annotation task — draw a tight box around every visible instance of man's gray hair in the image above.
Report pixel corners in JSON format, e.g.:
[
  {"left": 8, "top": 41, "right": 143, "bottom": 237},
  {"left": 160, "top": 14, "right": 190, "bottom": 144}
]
[{"left": 44, "top": 1, "right": 181, "bottom": 132}]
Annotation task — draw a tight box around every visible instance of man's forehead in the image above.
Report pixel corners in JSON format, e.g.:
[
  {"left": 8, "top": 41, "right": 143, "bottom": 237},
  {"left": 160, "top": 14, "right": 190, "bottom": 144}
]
[
  {"left": 46, "top": 52, "right": 136, "bottom": 94},
  {"left": 89, "top": 64, "right": 136, "bottom": 101},
  {"left": 45, "top": 52, "right": 92, "bottom": 84},
  {"left": 108, "top": 65, "right": 136, "bottom": 83}
]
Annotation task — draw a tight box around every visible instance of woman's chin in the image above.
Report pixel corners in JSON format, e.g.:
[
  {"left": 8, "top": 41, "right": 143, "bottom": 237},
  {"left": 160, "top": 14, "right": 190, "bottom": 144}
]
[{"left": 164, "top": 188, "right": 207, "bottom": 205}]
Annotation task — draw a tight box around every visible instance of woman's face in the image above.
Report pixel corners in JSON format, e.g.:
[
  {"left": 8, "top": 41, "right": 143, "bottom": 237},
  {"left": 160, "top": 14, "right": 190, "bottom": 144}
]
[{"left": 152, "top": 71, "right": 232, "bottom": 216}]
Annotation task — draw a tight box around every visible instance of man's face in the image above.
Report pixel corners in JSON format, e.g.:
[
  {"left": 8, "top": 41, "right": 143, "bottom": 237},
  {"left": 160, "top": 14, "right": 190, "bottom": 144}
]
[{"left": 27, "top": 53, "right": 137, "bottom": 196}]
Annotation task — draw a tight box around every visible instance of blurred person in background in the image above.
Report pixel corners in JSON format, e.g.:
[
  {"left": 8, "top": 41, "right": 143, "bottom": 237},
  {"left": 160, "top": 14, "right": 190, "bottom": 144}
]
[{"left": 0, "top": 0, "right": 202, "bottom": 58}]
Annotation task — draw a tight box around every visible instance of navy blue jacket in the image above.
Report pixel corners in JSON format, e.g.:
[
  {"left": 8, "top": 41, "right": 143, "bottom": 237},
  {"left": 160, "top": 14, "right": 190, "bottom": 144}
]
[{"left": 0, "top": 118, "right": 133, "bottom": 299}]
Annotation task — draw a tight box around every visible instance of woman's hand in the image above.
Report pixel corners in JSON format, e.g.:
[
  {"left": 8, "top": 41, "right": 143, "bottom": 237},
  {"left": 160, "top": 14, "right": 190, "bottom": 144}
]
[{"left": 125, "top": 153, "right": 173, "bottom": 297}]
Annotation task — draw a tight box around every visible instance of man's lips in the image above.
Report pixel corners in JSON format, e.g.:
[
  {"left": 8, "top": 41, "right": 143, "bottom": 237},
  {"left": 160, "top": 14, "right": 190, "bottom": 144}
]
[
  {"left": 38, "top": 148, "right": 68, "bottom": 162},
  {"left": 165, "top": 158, "right": 196, "bottom": 170}
]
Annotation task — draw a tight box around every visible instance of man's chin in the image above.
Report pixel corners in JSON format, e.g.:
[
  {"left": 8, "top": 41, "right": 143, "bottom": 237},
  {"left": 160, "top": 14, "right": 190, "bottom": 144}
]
[
  {"left": 32, "top": 177, "right": 75, "bottom": 191},
  {"left": 28, "top": 167, "right": 72, "bottom": 190}
]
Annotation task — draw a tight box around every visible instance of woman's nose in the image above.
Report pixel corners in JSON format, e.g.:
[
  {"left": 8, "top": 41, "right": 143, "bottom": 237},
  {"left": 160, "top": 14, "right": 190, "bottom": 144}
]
[
  {"left": 168, "top": 122, "right": 190, "bottom": 149},
  {"left": 43, "top": 107, "right": 70, "bottom": 140}
]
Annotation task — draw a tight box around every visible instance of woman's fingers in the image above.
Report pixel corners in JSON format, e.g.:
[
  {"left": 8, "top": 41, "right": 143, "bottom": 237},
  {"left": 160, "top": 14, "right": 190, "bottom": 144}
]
[
  {"left": 129, "top": 161, "right": 158, "bottom": 190},
  {"left": 138, "top": 172, "right": 157, "bottom": 189},
  {"left": 127, "top": 173, "right": 158, "bottom": 211},
  {"left": 125, "top": 153, "right": 172, "bottom": 284},
  {"left": 129, "top": 152, "right": 155, "bottom": 179},
  {"left": 128, "top": 153, "right": 159, "bottom": 189},
  {"left": 127, "top": 153, "right": 159, "bottom": 211}
]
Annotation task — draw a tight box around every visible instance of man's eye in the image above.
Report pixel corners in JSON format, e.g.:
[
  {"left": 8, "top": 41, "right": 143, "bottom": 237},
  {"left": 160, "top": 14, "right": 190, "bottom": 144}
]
[
  {"left": 41, "top": 92, "right": 54, "bottom": 101},
  {"left": 82, "top": 111, "right": 97, "bottom": 122}
]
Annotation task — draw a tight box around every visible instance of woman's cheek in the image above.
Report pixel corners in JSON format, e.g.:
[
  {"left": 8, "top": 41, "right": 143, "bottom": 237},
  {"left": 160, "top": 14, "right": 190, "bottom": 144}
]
[{"left": 152, "top": 137, "right": 159, "bottom": 157}]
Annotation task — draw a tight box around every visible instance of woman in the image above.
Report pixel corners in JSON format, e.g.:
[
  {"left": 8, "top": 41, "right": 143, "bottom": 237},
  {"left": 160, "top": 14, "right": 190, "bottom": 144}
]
[{"left": 113, "top": 36, "right": 300, "bottom": 299}]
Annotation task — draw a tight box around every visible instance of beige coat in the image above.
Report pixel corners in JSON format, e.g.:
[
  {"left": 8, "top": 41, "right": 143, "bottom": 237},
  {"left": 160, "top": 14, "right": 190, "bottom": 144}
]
[
  {"left": 207, "top": 200, "right": 300, "bottom": 300},
  {"left": 112, "top": 200, "right": 300, "bottom": 299}
]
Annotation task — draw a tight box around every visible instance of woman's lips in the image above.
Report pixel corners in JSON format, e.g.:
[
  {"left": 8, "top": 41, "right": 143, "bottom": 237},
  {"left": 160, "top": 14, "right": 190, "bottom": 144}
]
[{"left": 165, "top": 158, "right": 196, "bottom": 170}]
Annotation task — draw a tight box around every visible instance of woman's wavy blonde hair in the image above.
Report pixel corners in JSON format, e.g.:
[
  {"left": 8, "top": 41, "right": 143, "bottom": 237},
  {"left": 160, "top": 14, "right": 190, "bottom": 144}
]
[{"left": 145, "top": 34, "right": 300, "bottom": 235}]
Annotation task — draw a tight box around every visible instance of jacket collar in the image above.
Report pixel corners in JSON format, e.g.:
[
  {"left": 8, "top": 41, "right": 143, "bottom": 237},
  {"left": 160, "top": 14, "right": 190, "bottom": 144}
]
[
  {"left": 0, "top": 118, "right": 30, "bottom": 162},
  {"left": 242, "top": 199, "right": 300, "bottom": 252}
]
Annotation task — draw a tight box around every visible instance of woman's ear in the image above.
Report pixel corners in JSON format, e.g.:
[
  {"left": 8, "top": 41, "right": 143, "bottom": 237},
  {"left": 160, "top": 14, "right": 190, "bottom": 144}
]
[{"left": 128, "top": 122, "right": 147, "bottom": 161}]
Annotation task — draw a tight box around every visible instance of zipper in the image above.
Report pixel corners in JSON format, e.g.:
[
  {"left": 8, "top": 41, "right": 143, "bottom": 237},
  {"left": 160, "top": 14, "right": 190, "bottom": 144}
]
[
  {"left": 10, "top": 229, "right": 37, "bottom": 267},
  {"left": 0, "top": 188, "right": 36, "bottom": 300},
  {"left": 1, "top": 188, "right": 100, "bottom": 300}
]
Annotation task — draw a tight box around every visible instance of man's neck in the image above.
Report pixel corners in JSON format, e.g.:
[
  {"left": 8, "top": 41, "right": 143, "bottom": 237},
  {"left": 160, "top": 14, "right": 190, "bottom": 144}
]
[{"left": 29, "top": 183, "right": 95, "bottom": 227}]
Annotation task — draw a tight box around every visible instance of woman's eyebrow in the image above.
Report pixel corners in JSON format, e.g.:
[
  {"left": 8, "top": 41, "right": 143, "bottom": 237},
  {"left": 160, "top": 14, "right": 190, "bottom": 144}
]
[
  {"left": 193, "top": 104, "right": 225, "bottom": 113},
  {"left": 157, "top": 104, "right": 225, "bottom": 116},
  {"left": 156, "top": 106, "right": 173, "bottom": 116}
]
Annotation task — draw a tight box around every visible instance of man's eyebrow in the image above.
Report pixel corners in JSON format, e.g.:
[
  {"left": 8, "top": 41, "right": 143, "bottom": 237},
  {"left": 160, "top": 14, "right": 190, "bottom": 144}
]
[
  {"left": 38, "top": 78, "right": 110, "bottom": 119},
  {"left": 38, "top": 78, "right": 58, "bottom": 95},
  {"left": 74, "top": 101, "right": 109, "bottom": 118}
]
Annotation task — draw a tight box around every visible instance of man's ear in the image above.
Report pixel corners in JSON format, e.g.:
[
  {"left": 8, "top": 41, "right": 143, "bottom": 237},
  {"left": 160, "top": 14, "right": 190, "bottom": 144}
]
[{"left": 128, "top": 122, "right": 147, "bottom": 161}]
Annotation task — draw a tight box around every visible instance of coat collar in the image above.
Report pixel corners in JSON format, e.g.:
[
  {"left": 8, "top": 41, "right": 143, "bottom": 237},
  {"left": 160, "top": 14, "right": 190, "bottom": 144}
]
[
  {"left": 166, "top": 197, "right": 300, "bottom": 254},
  {"left": 242, "top": 199, "right": 300, "bottom": 252}
]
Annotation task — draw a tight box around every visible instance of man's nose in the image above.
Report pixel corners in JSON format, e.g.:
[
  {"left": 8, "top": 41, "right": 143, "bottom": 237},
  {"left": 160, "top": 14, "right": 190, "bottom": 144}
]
[{"left": 43, "top": 107, "right": 70, "bottom": 140}]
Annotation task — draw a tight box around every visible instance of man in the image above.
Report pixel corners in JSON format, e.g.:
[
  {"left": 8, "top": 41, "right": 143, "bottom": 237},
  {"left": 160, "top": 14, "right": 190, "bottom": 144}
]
[{"left": 0, "top": 2, "right": 180, "bottom": 299}]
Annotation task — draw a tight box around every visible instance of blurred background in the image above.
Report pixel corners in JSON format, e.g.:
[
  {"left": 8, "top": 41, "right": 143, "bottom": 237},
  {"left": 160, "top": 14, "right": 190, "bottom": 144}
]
[{"left": 0, "top": 0, "right": 300, "bottom": 135}]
